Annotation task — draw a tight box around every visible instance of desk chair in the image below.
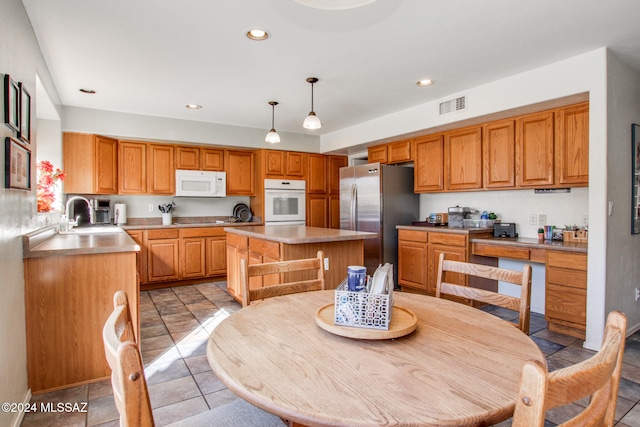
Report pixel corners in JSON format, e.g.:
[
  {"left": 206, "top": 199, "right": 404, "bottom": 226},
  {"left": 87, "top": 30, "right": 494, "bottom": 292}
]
[
  {"left": 436, "top": 252, "right": 532, "bottom": 334},
  {"left": 102, "top": 290, "right": 285, "bottom": 427},
  {"left": 241, "top": 251, "right": 325, "bottom": 307},
  {"left": 513, "top": 310, "right": 627, "bottom": 427}
]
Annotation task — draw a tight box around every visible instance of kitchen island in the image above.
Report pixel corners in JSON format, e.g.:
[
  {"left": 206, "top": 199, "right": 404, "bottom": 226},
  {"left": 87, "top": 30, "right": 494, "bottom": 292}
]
[{"left": 224, "top": 225, "right": 377, "bottom": 302}]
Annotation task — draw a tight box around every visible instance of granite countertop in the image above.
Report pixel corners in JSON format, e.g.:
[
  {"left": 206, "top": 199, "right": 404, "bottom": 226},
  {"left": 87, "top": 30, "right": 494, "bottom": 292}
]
[
  {"left": 224, "top": 225, "right": 378, "bottom": 244},
  {"left": 396, "top": 224, "right": 495, "bottom": 235},
  {"left": 121, "top": 216, "right": 262, "bottom": 230},
  {"left": 23, "top": 225, "right": 139, "bottom": 258},
  {"left": 470, "top": 236, "right": 588, "bottom": 253}
]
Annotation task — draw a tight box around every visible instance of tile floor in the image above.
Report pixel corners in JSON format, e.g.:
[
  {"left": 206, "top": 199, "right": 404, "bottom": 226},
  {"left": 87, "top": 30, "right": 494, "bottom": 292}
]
[{"left": 20, "top": 282, "right": 640, "bottom": 427}]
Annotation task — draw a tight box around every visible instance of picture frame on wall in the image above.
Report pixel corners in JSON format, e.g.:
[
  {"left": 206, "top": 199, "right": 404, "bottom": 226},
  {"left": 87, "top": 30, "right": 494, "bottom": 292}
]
[
  {"left": 632, "top": 123, "right": 640, "bottom": 235},
  {"left": 5, "top": 137, "right": 32, "bottom": 190},
  {"left": 19, "top": 82, "right": 31, "bottom": 144},
  {"left": 4, "top": 74, "right": 20, "bottom": 132}
]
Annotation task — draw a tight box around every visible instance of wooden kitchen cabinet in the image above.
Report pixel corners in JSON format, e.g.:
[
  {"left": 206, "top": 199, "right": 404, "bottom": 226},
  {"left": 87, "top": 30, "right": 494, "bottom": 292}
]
[
  {"left": 556, "top": 102, "right": 589, "bottom": 186},
  {"left": 118, "top": 141, "right": 147, "bottom": 194},
  {"left": 181, "top": 237, "right": 207, "bottom": 278},
  {"left": 307, "top": 154, "right": 327, "bottom": 194},
  {"left": 63, "top": 132, "right": 118, "bottom": 194},
  {"left": 126, "top": 230, "right": 145, "bottom": 283},
  {"left": 414, "top": 134, "right": 444, "bottom": 192},
  {"left": 329, "top": 194, "right": 341, "bottom": 229},
  {"left": 398, "top": 229, "right": 428, "bottom": 292},
  {"left": 516, "top": 110, "right": 555, "bottom": 187},
  {"left": 307, "top": 194, "right": 329, "bottom": 228},
  {"left": 180, "top": 227, "right": 227, "bottom": 279},
  {"left": 145, "top": 229, "right": 180, "bottom": 282},
  {"left": 367, "top": 145, "right": 388, "bottom": 164},
  {"left": 262, "top": 150, "right": 306, "bottom": 178},
  {"left": 445, "top": 126, "right": 483, "bottom": 190},
  {"left": 201, "top": 148, "right": 225, "bottom": 171},
  {"left": 226, "top": 232, "right": 248, "bottom": 300},
  {"left": 147, "top": 144, "right": 175, "bottom": 194},
  {"left": 328, "top": 155, "right": 347, "bottom": 194},
  {"left": 176, "top": 146, "right": 224, "bottom": 171},
  {"left": 206, "top": 236, "right": 227, "bottom": 276},
  {"left": 226, "top": 149, "right": 255, "bottom": 195},
  {"left": 175, "top": 145, "right": 200, "bottom": 170},
  {"left": 387, "top": 139, "right": 412, "bottom": 164},
  {"left": 484, "top": 119, "right": 516, "bottom": 188},
  {"left": 545, "top": 250, "right": 587, "bottom": 339}
]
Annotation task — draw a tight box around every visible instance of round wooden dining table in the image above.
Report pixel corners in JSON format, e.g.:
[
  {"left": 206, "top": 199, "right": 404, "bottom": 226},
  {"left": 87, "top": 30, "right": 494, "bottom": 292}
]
[{"left": 206, "top": 290, "right": 545, "bottom": 427}]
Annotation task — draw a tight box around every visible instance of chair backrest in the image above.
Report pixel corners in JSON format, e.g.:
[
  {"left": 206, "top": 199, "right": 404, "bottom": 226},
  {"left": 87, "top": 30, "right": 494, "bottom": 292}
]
[
  {"left": 241, "top": 250, "right": 325, "bottom": 307},
  {"left": 435, "top": 252, "right": 532, "bottom": 334},
  {"left": 513, "top": 310, "right": 627, "bottom": 427},
  {"left": 102, "top": 290, "right": 155, "bottom": 427}
]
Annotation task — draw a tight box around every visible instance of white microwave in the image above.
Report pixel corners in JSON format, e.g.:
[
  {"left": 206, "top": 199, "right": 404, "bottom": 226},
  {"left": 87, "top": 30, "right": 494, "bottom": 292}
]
[{"left": 175, "top": 170, "right": 226, "bottom": 198}]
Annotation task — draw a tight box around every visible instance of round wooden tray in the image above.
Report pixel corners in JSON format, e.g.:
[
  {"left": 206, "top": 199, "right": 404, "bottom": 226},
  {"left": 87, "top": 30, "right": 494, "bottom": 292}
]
[{"left": 315, "top": 304, "right": 418, "bottom": 340}]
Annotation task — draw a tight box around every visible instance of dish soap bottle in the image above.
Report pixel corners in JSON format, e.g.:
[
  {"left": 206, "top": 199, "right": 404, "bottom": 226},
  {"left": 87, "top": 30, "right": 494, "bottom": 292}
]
[{"left": 59, "top": 214, "right": 69, "bottom": 233}]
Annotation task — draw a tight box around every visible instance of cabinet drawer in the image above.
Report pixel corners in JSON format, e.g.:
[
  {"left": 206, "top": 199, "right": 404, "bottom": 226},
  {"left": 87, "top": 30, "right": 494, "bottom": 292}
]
[
  {"left": 547, "top": 251, "right": 587, "bottom": 270},
  {"left": 249, "top": 238, "right": 280, "bottom": 260},
  {"left": 180, "top": 227, "right": 225, "bottom": 238},
  {"left": 226, "top": 232, "right": 248, "bottom": 249},
  {"left": 472, "top": 242, "right": 530, "bottom": 260},
  {"left": 146, "top": 229, "right": 179, "bottom": 240},
  {"left": 398, "top": 229, "right": 428, "bottom": 243},
  {"left": 547, "top": 267, "right": 587, "bottom": 289},
  {"left": 429, "top": 232, "right": 466, "bottom": 247},
  {"left": 545, "top": 283, "right": 586, "bottom": 325}
]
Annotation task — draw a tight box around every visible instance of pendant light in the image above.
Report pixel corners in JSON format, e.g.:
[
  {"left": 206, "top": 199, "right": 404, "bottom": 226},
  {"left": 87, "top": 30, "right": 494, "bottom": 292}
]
[
  {"left": 303, "top": 77, "right": 321, "bottom": 130},
  {"left": 265, "top": 101, "right": 280, "bottom": 143}
]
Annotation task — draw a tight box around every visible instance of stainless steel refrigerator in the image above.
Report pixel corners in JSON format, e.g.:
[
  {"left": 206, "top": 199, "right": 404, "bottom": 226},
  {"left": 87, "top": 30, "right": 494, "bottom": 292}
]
[{"left": 340, "top": 163, "right": 419, "bottom": 283}]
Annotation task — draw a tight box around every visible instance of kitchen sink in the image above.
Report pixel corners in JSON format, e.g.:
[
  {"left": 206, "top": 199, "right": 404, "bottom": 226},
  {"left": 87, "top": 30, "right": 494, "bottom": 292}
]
[{"left": 60, "top": 225, "right": 124, "bottom": 234}]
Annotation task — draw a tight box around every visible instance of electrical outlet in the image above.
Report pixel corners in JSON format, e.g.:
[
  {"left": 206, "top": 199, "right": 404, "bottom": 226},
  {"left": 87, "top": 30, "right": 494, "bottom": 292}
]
[
  {"left": 529, "top": 214, "right": 537, "bottom": 225},
  {"left": 148, "top": 204, "right": 154, "bottom": 212},
  {"left": 324, "top": 257, "right": 329, "bottom": 270},
  {"left": 580, "top": 214, "right": 589, "bottom": 227},
  {"left": 636, "top": 287, "right": 640, "bottom": 302},
  {"left": 538, "top": 214, "right": 547, "bottom": 226}
]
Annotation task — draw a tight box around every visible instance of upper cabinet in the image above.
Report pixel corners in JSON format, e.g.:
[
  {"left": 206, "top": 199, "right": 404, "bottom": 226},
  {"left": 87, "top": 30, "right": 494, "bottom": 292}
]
[
  {"left": 307, "top": 154, "right": 327, "bottom": 194},
  {"left": 556, "top": 102, "right": 589, "bottom": 186},
  {"left": 176, "top": 146, "right": 224, "bottom": 171},
  {"left": 226, "top": 149, "right": 255, "bottom": 195},
  {"left": 414, "top": 134, "right": 444, "bottom": 192},
  {"left": 118, "top": 141, "right": 174, "bottom": 195},
  {"left": 147, "top": 144, "right": 175, "bottom": 194},
  {"left": 262, "top": 150, "right": 306, "bottom": 179},
  {"left": 367, "top": 145, "right": 388, "bottom": 164},
  {"left": 63, "top": 133, "right": 118, "bottom": 194},
  {"left": 483, "top": 119, "right": 516, "bottom": 189},
  {"left": 516, "top": 110, "right": 555, "bottom": 187},
  {"left": 444, "top": 126, "right": 483, "bottom": 190},
  {"left": 367, "top": 139, "right": 412, "bottom": 165}
]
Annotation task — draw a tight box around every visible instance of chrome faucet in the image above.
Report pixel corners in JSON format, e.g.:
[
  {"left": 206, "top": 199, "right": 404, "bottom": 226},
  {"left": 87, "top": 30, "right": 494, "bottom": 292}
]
[{"left": 65, "top": 196, "right": 94, "bottom": 229}]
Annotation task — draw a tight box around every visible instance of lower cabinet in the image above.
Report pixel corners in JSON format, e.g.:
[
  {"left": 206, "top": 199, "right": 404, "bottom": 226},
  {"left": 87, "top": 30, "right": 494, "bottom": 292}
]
[
  {"left": 398, "top": 230, "right": 428, "bottom": 291},
  {"left": 129, "top": 227, "right": 227, "bottom": 285},
  {"left": 545, "top": 250, "right": 587, "bottom": 339}
]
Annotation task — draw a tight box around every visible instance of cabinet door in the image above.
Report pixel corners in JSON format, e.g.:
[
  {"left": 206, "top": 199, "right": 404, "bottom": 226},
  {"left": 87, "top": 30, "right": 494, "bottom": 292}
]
[
  {"left": 388, "top": 140, "right": 412, "bottom": 164},
  {"left": 265, "top": 150, "right": 285, "bottom": 176},
  {"left": 147, "top": 239, "right": 180, "bottom": 282},
  {"left": 226, "top": 234, "right": 248, "bottom": 300},
  {"left": 206, "top": 237, "right": 227, "bottom": 276},
  {"left": 484, "top": 120, "right": 515, "bottom": 188},
  {"left": 126, "top": 230, "right": 146, "bottom": 284},
  {"left": 118, "top": 141, "right": 147, "bottom": 194},
  {"left": 516, "top": 111, "right": 554, "bottom": 187},
  {"left": 63, "top": 132, "right": 95, "bottom": 194},
  {"left": 368, "top": 145, "right": 388, "bottom": 164},
  {"left": 329, "top": 194, "right": 341, "bottom": 229},
  {"left": 226, "top": 150, "right": 255, "bottom": 195},
  {"left": 414, "top": 135, "right": 444, "bottom": 192},
  {"left": 286, "top": 152, "right": 305, "bottom": 177},
  {"left": 181, "top": 237, "right": 206, "bottom": 278},
  {"left": 445, "top": 126, "right": 483, "bottom": 190},
  {"left": 94, "top": 135, "right": 118, "bottom": 194},
  {"left": 201, "top": 148, "right": 224, "bottom": 171},
  {"left": 398, "top": 239, "right": 428, "bottom": 291},
  {"left": 427, "top": 244, "right": 466, "bottom": 296},
  {"left": 175, "top": 146, "right": 200, "bottom": 170},
  {"left": 307, "top": 194, "right": 328, "bottom": 228},
  {"left": 556, "top": 102, "right": 589, "bottom": 186},
  {"left": 307, "top": 154, "right": 327, "bottom": 194},
  {"left": 328, "top": 155, "right": 347, "bottom": 194},
  {"left": 147, "top": 144, "right": 175, "bottom": 194}
]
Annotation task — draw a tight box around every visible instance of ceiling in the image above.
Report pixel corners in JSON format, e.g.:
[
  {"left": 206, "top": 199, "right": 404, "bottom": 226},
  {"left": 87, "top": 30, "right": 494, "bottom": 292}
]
[{"left": 22, "top": 0, "right": 640, "bottom": 137}]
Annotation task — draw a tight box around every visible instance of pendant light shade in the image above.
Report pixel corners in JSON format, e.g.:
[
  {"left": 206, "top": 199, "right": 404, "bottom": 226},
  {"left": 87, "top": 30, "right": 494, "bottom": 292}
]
[
  {"left": 303, "top": 77, "right": 321, "bottom": 130},
  {"left": 266, "top": 101, "right": 280, "bottom": 143}
]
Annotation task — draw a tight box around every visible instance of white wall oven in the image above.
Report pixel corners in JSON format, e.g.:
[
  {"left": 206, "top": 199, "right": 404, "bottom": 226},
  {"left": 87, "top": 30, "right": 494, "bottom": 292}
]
[{"left": 264, "top": 179, "right": 306, "bottom": 225}]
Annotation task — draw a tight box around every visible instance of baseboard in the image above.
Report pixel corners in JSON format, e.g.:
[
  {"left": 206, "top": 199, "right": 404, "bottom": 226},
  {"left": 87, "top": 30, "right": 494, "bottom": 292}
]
[{"left": 9, "top": 389, "right": 31, "bottom": 427}]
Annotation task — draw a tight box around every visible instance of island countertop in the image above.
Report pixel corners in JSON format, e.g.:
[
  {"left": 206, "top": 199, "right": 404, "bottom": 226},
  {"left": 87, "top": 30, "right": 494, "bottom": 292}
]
[{"left": 224, "top": 225, "right": 377, "bottom": 244}]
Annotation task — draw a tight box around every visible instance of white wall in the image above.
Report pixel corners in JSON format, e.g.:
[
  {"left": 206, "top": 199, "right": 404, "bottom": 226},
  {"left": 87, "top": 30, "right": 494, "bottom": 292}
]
[
  {"left": 605, "top": 51, "right": 640, "bottom": 333},
  {"left": 0, "top": 1, "right": 63, "bottom": 425},
  {"left": 322, "top": 49, "right": 610, "bottom": 349}
]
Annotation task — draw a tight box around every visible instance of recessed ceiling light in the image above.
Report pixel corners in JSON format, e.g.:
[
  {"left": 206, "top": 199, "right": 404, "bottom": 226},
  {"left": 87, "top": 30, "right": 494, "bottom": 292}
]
[
  {"left": 185, "top": 104, "right": 202, "bottom": 110},
  {"left": 246, "top": 29, "right": 270, "bottom": 41},
  {"left": 79, "top": 88, "right": 96, "bottom": 94},
  {"left": 416, "top": 79, "right": 434, "bottom": 87}
]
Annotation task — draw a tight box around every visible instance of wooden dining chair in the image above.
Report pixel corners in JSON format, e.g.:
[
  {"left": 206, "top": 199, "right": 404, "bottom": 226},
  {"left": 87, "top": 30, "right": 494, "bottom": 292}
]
[
  {"left": 436, "top": 252, "right": 532, "bottom": 334},
  {"left": 512, "top": 310, "right": 627, "bottom": 427},
  {"left": 102, "top": 290, "right": 285, "bottom": 427},
  {"left": 241, "top": 250, "right": 325, "bottom": 307}
]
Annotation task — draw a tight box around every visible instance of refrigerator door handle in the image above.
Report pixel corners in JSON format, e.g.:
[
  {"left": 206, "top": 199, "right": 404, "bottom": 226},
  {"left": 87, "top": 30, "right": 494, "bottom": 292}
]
[{"left": 351, "top": 183, "right": 357, "bottom": 230}]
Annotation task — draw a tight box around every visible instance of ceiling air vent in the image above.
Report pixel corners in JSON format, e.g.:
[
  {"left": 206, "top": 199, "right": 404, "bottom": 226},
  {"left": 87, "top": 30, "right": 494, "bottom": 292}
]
[{"left": 439, "top": 95, "right": 467, "bottom": 115}]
